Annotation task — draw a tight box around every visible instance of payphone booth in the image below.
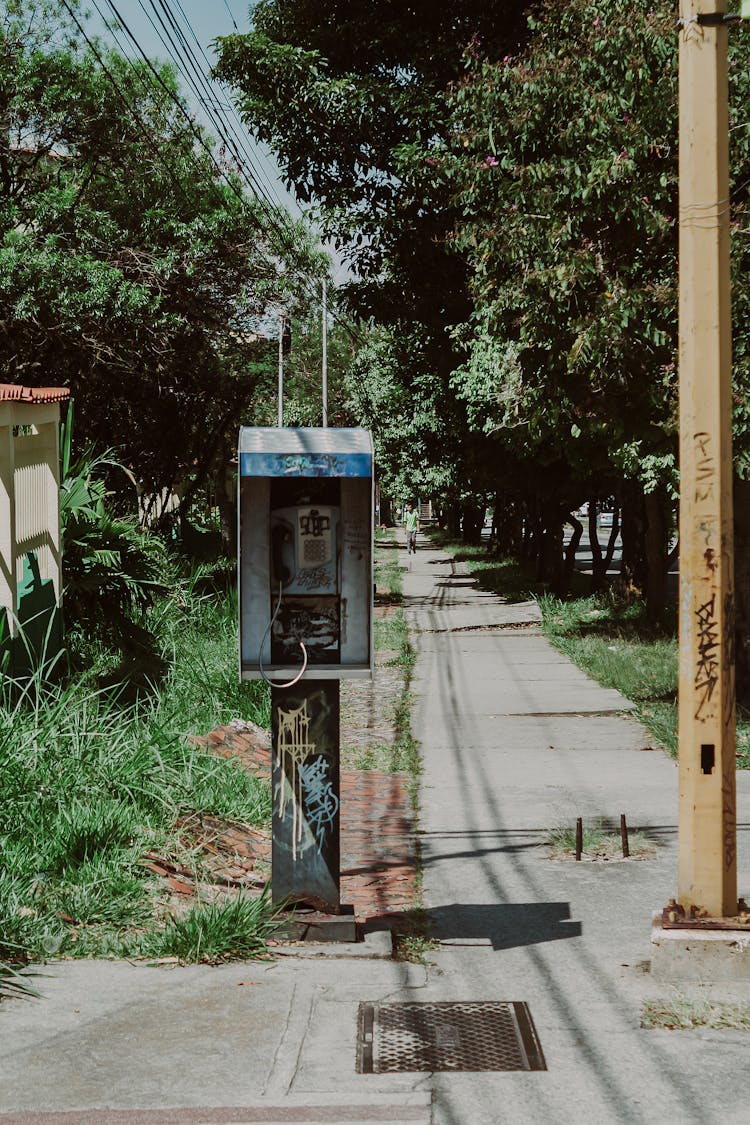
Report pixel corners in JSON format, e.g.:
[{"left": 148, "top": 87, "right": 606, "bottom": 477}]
[{"left": 238, "top": 427, "right": 374, "bottom": 927}]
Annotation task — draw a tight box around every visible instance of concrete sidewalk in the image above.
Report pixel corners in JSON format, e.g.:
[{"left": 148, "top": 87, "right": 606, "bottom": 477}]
[
  {"left": 405, "top": 540, "right": 750, "bottom": 1125},
  {"left": 3, "top": 536, "right": 750, "bottom": 1125}
]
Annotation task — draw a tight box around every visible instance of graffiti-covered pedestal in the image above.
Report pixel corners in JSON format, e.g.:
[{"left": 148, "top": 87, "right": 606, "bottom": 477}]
[{"left": 272, "top": 680, "right": 341, "bottom": 908}]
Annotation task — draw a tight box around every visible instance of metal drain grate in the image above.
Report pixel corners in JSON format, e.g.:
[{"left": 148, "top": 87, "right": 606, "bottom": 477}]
[{"left": 357, "top": 1001, "right": 546, "bottom": 1073}]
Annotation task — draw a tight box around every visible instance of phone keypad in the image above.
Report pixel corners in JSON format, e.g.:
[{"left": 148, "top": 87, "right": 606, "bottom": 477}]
[{"left": 303, "top": 538, "right": 327, "bottom": 564}]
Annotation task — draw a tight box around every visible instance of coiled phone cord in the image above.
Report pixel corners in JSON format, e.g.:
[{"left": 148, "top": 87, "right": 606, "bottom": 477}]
[{"left": 258, "top": 581, "right": 309, "bottom": 688}]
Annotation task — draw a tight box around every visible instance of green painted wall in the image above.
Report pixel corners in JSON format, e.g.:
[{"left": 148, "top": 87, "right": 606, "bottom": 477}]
[{"left": 1, "top": 553, "right": 62, "bottom": 682}]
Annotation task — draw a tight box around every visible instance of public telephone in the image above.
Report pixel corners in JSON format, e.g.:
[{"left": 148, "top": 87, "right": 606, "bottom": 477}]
[
  {"left": 268, "top": 495, "right": 341, "bottom": 669},
  {"left": 238, "top": 426, "right": 374, "bottom": 682},
  {"left": 271, "top": 505, "right": 339, "bottom": 594}
]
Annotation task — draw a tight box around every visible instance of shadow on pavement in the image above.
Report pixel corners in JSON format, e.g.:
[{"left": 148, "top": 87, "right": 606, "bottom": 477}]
[{"left": 429, "top": 901, "right": 582, "bottom": 950}]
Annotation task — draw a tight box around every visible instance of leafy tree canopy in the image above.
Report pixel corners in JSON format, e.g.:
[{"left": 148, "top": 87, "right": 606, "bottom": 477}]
[
  {"left": 438, "top": 0, "right": 680, "bottom": 502},
  {"left": 1, "top": 0, "right": 327, "bottom": 501},
  {"left": 423, "top": 0, "right": 750, "bottom": 504},
  {"left": 214, "top": 0, "right": 532, "bottom": 505}
]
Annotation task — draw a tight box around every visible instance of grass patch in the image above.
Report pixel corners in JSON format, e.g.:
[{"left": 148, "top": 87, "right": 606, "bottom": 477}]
[
  {"left": 0, "top": 578, "right": 275, "bottom": 969},
  {"left": 147, "top": 890, "right": 281, "bottom": 963},
  {"left": 541, "top": 593, "right": 678, "bottom": 703},
  {"left": 374, "top": 607, "right": 411, "bottom": 658},
  {"left": 545, "top": 822, "right": 656, "bottom": 861},
  {"left": 391, "top": 906, "right": 439, "bottom": 964},
  {"left": 344, "top": 534, "right": 420, "bottom": 782},
  {"left": 0, "top": 960, "right": 43, "bottom": 1000},
  {"left": 539, "top": 590, "right": 681, "bottom": 756},
  {"left": 540, "top": 590, "right": 750, "bottom": 765},
  {"left": 641, "top": 997, "right": 750, "bottom": 1030},
  {"left": 385, "top": 610, "right": 420, "bottom": 794}
]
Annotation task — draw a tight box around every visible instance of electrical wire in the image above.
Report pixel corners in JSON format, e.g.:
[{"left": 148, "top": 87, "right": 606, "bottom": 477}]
[
  {"left": 97, "top": 0, "right": 286, "bottom": 247},
  {"left": 132, "top": 0, "right": 364, "bottom": 342},
  {"left": 169, "top": 0, "right": 285, "bottom": 208},
  {"left": 222, "top": 0, "right": 239, "bottom": 32},
  {"left": 258, "top": 581, "right": 309, "bottom": 688},
  {"left": 138, "top": 0, "right": 286, "bottom": 217},
  {"left": 91, "top": 0, "right": 315, "bottom": 317},
  {"left": 58, "top": 0, "right": 201, "bottom": 209},
  {"left": 65, "top": 0, "right": 365, "bottom": 353}
]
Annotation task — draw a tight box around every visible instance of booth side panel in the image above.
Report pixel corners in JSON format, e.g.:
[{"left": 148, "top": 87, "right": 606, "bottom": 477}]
[
  {"left": 340, "top": 477, "right": 372, "bottom": 671},
  {"left": 240, "top": 476, "right": 270, "bottom": 670}
]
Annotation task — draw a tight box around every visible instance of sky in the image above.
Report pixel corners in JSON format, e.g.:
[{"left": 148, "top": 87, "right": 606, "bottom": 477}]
[
  {"left": 81, "top": 1, "right": 352, "bottom": 283},
  {"left": 85, "top": 0, "right": 303, "bottom": 220}
]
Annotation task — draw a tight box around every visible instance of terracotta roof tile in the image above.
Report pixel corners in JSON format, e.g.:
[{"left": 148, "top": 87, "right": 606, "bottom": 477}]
[{"left": 0, "top": 384, "right": 70, "bottom": 404}]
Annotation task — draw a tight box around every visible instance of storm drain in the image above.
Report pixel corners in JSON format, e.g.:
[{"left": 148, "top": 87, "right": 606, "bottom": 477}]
[{"left": 356, "top": 1001, "right": 546, "bottom": 1073}]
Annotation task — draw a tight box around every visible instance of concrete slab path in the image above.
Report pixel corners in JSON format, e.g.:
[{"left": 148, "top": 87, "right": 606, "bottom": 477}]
[
  {"left": 405, "top": 540, "right": 750, "bottom": 1125},
  {"left": 4, "top": 535, "right": 750, "bottom": 1125}
]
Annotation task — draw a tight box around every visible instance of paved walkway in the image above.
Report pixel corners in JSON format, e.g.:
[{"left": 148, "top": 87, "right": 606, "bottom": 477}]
[
  {"left": 404, "top": 540, "right": 750, "bottom": 1125},
  {"left": 3, "top": 536, "right": 750, "bottom": 1125}
]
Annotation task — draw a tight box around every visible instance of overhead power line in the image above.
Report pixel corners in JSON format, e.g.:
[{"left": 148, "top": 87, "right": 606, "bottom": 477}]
[
  {"left": 61, "top": 0, "right": 364, "bottom": 345},
  {"left": 133, "top": 0, "right": 363, "bottom": 342},
  {"left": 97, "top": 0, "right": 289, "bottom": 248},
  {"left": 168, "top": 0, "right": 285, "bottom": 207},
  {"left": 135, "top": 0, "right": 286, "bottom": 216}
]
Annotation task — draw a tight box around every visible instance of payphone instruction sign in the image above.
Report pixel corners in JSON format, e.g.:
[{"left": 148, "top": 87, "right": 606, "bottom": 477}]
[{"left": 240, "top": 451, "right": 371, "bottom": 478}]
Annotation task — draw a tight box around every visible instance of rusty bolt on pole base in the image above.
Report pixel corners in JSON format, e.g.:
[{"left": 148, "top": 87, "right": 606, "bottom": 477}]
[{"left": 661, "top": 898, "right": 750, "bottom": 930}]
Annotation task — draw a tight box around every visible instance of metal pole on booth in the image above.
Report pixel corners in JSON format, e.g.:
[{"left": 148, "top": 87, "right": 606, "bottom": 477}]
[
  {"left": 271, "top": 679, "right": 344, "bottom": 918},
  {"left": 322, "top": 280, "right": 328, "bottom": 427},
  {"left": 277, "top": 312, "right": 284, "bottom": 427}
]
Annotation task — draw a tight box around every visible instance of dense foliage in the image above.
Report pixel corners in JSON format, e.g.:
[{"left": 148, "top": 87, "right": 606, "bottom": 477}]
[
  {"left": 0, "top": 579, "right": 273, "bottom": 965},
  {"left": 1, "top": 0, "right": 326, "bottom": 509},
  {"left": 448, "top": 2, "right": 678, "bottom": 492},
  {"left": 214, "top": 0, "right": 532, "bottom": 508},
  {"left": 216, "top": 0, "right": 750, "bottom": 607},
  {"left": 435, "top": 0, "right": 750, "bottom": 599}
]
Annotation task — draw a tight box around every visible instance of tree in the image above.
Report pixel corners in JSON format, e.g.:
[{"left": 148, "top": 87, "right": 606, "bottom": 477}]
[
  {"left": 426, "top": 0, "right": 750, "bottom": 611},
  {"left": 398, "top": 1, "right": 679, "bottom": 597},
  {"left": 0, "top": 0, "right": 327, "bottom": 518},
  {"left": 214, "top": 1, "right": 533, "bottom": 525}
]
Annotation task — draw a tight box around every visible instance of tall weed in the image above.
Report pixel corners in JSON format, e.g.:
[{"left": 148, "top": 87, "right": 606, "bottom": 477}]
[{"left": 1, "top": 579, "right": 272, "bottom": 963}]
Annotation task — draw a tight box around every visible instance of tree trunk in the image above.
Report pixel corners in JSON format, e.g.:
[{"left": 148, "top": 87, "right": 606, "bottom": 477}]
[
  {"left": 462, "top": 501, "right": 484, "bottom": 544},
  {"left": 446, "top": 500, "right": 461, "bottom": 538},
  {"left": 619, "top": 481, "right": 646, "bottom": 597},
  {"left": 538, "top": 499, "right": 564, "bottom": 592},
  {"left": 588, "top": 501, "right": 606, "bottom": 591},
  {"left": 643, "top": 487, "right": 669, "bottom": 618},
  {"left": 563, "top": 513, "right": 583, "bottom": 594}
]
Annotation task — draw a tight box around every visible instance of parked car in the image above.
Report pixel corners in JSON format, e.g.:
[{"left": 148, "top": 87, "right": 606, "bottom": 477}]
[{"left": 598, "top": 511, "right": 614, "bottom": 528}]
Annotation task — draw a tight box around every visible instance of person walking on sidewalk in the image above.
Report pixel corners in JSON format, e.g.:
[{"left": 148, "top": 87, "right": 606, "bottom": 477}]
[{"left": 404, "top": 501, "right": 419, "bottom": 555}]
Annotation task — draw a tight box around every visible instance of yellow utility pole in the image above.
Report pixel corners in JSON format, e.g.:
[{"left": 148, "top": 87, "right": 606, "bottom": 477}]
[{"left": 677, "top": 0, "right": 737, "bottom": 917}]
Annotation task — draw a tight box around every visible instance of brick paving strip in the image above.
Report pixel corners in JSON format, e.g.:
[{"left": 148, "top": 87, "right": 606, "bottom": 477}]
[
  {"left": 147, "top": 619, "right": 419, "bottom": 928},
  {"left": 179, "top": 722, "right": 418, "bottom": 925}
]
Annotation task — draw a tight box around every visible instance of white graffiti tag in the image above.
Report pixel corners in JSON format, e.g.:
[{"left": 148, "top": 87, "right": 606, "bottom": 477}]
[
  {"left": 298, "top": 756, "right": 339, "bottom": 853},
  {"left": 275, "top": 700, "right": 316, "bottom": 859}
]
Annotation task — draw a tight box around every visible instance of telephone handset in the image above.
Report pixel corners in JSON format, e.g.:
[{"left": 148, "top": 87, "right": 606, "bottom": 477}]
[{"left": 270, "top": 505, "right": 339, "bottom": 594}]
